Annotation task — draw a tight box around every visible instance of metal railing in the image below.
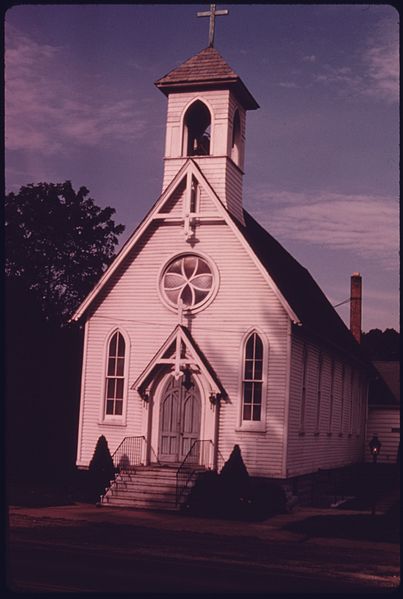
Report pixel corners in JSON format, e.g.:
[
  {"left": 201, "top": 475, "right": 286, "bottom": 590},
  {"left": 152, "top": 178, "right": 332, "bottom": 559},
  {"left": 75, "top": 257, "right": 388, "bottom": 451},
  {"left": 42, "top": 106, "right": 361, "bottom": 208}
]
[
  {"left": 176, "top": 440, "right": 225, "bottom": 506},
  {"left": 112, "top": 436, "right": 145, "bottom": 470}
]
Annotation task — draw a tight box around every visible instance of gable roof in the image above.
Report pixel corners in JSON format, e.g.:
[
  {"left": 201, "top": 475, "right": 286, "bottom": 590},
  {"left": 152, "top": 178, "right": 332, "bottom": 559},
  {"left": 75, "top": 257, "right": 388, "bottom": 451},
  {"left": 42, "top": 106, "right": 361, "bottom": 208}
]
[
  {"left": 132, "top": 324, "right": 227, "bottom": 400},
  {"left": 155, "top": 46, "right": 259, "bottom": 110},
  {"left": 235, "top": 210, "right": 368, "bottom": 364},
  {"left": 71, "top": 159, "right": 370, "bottom": 368},
  {"left": 71, "top": 159, "right": 298, "bottom": 323}
]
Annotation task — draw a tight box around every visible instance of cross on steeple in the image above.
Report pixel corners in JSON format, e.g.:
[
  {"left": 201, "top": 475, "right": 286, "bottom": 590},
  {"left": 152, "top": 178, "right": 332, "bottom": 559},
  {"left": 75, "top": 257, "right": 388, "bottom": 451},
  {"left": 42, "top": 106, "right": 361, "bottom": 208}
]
[{"left": 197, "top": 4, "right": 229, "bottom": 47}]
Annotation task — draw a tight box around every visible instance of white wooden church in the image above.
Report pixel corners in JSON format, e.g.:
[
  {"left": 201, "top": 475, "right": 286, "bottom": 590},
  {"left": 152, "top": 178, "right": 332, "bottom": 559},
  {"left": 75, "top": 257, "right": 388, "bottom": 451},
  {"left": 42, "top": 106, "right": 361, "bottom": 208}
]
[{"left": 72, "top": 37, "right": 372, "bottom": 508}]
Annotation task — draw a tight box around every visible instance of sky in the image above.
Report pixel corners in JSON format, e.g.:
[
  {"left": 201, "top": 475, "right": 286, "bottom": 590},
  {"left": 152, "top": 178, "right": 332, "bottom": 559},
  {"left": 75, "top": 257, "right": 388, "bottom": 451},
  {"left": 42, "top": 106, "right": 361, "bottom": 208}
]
[{"left": 5, "top": 3, "right": 399, "bottom": 333}]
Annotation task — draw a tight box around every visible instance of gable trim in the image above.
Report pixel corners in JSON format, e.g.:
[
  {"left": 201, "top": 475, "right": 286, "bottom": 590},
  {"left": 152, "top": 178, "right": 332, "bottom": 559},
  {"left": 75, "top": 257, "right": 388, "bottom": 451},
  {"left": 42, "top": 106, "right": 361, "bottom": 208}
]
[
  {"left": 71, "top": 158, "right": 300, "bottom": 324},
  {"left": 131, "top": 324, "right": 227, "bottom": 400}
]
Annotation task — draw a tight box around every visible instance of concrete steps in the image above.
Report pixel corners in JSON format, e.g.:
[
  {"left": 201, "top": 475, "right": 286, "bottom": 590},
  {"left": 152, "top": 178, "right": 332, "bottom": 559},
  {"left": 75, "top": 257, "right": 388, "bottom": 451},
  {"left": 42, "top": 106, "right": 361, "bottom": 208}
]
[{"left": 101, "top": 465, "right": 205, "bottom": 511}]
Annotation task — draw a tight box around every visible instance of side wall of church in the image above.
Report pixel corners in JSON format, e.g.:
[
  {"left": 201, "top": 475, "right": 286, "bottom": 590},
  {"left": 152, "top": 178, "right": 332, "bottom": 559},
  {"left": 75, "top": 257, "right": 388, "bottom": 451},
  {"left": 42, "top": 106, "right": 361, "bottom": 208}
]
[
  {"left": 76, "top": 212, "right": 290, "bottom": 478},
  {"left": 286, "top": 332, "right": 368, "bottom": 477}
]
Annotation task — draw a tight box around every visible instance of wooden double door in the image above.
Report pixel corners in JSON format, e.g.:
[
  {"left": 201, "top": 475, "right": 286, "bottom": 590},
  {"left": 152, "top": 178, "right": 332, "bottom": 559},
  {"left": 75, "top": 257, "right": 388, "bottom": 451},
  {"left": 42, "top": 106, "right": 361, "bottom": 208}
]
[{"left": 158, "top": 375, "right": 201, "bottom": 463}]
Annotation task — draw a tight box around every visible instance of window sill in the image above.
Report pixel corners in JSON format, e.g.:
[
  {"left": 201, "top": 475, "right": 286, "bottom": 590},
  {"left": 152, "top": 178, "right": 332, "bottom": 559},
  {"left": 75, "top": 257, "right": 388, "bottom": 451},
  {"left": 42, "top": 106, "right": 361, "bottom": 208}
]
[
  {"left": 98, "top": 419, "right": 127, "bottom": 427},
  {"left": 236, "top": 423, "right": 266, "bottom": 433}
]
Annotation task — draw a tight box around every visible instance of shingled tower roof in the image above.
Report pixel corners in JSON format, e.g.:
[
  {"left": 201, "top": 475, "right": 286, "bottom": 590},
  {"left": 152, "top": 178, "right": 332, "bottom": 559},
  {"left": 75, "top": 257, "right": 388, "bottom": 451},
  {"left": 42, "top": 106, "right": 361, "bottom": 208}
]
[{"left": 155, "top": 46, "right": 259, "bottom": 110}]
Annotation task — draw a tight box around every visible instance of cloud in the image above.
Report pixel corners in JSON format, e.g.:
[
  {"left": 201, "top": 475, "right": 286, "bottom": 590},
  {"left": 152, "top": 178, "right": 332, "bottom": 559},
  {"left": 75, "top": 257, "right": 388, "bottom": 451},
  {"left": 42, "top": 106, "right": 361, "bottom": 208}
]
[
  {"left": 278, "top": 81, "right": 299, "bottom": 89},
  {"left": 5, "top": 24, "right": 150, "bottom": 155},
  {"left": 247, "top": 188, "right": 399, "bottom": 270},
  {"left": 302, "top": 55, "right": 316, "bottom": 63},
  {"left": 362, "top": 17, "right": 399, "bottom": 103},
  {"left": 311, "top": 16, "right": 398, "bottom": 103}
]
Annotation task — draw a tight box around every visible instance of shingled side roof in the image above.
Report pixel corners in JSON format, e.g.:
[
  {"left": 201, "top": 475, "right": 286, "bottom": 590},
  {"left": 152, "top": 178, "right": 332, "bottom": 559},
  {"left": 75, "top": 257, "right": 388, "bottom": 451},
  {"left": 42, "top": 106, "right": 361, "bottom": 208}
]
[
  {"left": 235, "top": 210, "right": 368, "bottom": 364},
  {"left": 155, "top": 46, "right": 259, "bottom": 110}
]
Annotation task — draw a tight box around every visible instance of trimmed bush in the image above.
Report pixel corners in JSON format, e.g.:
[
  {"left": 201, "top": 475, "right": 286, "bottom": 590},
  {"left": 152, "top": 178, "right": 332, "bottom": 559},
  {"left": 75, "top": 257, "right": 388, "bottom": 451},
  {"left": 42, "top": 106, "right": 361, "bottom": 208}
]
[
  {"left": 185, "top": 445, "right": 287, "bottom": 521},
  {"left": 87, "top": 436, "right": 116, "bottom": 502},
  {"left": 184, "top": 470, "right": 221, "bottom": 516}
]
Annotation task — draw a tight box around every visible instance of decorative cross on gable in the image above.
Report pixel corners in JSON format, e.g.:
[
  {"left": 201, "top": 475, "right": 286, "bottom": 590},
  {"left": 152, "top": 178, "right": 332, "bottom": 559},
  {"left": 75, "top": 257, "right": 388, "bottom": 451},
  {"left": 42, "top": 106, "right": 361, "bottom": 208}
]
[{"left": 197, "top": 4, "right": 229, "bottom": 47}]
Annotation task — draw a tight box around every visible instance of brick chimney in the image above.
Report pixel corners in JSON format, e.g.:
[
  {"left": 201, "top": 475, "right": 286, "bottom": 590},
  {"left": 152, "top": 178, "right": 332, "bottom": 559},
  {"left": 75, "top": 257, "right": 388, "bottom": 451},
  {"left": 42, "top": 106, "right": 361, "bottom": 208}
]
[{"left": 350, "top": 272, "right": 362, "bottom": 343}]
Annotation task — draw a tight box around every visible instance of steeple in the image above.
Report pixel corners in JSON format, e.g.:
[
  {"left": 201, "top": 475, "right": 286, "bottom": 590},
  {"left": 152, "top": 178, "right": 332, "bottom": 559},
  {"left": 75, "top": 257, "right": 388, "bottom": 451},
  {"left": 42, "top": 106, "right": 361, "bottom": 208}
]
[{"left": 155, "top": 46, "right": 259, "bottom": 224}]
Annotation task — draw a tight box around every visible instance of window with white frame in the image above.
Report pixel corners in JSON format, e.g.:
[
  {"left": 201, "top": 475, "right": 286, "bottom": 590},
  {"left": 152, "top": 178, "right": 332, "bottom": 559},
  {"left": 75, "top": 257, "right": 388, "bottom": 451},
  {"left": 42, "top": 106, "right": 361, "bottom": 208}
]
[
  {"left": 315, "top": 351, "right": 323, "bottom": 433},
  {"left": 104, "top": 331, "right": 126, "bottom": 417},
  {"left": 355, "top": 373, "right": 364, "bottom": 436},
  {"left": 242, "top": 332, "right": 264, "bottom": 422},
  {"left": 349, "top": 369, "right": 354, "bottom": 434},
  {"left": 340, "top": 363, "right": 346, "bottom": 433},
  {"left": 160, "top": 253, "right": 216, "bottom": 311},
  {"left": 299, "top": 342, "right": 308, "bottom": 432}
]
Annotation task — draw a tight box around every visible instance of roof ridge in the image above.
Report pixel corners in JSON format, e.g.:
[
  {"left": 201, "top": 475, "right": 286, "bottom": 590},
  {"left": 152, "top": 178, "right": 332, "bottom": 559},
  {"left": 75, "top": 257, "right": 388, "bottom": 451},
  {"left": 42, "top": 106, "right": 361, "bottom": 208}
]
[{"left": 155, "top": 45, "right": 239, "bottom": 86}]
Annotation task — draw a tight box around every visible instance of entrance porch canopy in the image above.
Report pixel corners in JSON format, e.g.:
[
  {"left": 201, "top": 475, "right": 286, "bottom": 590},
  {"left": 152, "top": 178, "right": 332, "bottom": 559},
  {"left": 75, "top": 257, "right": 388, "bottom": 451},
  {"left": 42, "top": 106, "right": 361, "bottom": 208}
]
[{"left": 132, "top": 324, "right": 227, "bottom": 403}]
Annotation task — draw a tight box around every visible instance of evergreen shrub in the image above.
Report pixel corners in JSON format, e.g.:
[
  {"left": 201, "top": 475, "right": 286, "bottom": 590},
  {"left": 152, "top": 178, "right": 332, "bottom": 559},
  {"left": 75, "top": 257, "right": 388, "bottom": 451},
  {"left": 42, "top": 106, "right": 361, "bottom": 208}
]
[
  {"left": 86, "top": 435, "right": 116, "bottom": 502},
  {"left": 185, "top": 444, "right": 287, "bottom": 520}
]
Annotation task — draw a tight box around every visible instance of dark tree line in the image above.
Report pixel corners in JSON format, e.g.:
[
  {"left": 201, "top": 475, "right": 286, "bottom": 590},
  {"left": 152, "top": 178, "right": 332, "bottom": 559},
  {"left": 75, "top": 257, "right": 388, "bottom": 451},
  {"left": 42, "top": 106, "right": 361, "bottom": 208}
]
[
  {"left": 361, "top": 328, "right": 400, "bottom": 361},
  {"left": 6, "top": 182, "right": 125, "bottom": 483}
]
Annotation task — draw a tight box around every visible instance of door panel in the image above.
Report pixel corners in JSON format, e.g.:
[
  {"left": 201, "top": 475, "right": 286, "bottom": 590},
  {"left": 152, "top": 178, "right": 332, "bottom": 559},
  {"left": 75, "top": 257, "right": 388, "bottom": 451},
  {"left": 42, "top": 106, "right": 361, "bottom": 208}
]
[
  {"left": 159, "top": 375, "right": 201, "bottom": 463},
  {"left": 160, "top": 380, "right": 179, "bottom": 462},
  {"left": 181, "top": 390, "right": 201, "bottom": 462}
]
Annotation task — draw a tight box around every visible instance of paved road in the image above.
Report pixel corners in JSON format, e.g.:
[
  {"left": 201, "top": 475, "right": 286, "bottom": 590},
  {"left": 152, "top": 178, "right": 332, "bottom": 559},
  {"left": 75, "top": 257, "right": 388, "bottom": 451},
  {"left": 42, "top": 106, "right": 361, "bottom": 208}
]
[{"left": 7, "top": 509, "right": 399, "bottom": 593}]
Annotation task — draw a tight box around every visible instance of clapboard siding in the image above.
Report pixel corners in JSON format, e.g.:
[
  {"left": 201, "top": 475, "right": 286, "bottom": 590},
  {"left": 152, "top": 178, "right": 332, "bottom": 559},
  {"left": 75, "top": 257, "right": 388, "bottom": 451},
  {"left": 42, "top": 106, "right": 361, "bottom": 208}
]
[
  {"left": 286, "top": 333, "right": 367, "bottom": 477},
  {"left": 163, "top": 157, "right": 244, "bottom": 223},
  {"left": 366, "top": 408, "right": 400, "bottom": 463},
  {"left": 158, "top": 177, "right": 186, "bottom": 215},
  {"left": 198, "top": 185, "right": 219, "bottom": 214},
  {"left": 77, "top": 216, "right": 289, "bottom": 477},
  {"left": 161, "top": 86, "right": 245, "bottom": 223}
]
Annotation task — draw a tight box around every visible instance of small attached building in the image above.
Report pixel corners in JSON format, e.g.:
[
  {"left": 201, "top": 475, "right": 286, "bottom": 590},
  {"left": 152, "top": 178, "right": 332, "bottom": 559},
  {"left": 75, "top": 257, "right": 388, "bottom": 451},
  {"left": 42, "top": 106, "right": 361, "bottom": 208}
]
[{"left": 72, "top": 46, "right": 372, "bottom": 497}]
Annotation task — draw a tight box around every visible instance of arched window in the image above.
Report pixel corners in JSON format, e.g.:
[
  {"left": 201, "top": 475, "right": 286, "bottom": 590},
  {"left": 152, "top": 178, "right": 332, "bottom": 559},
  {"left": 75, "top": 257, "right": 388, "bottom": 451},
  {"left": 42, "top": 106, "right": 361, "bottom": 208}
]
[
  {"left": 104, "top": 331, "right": 126, "bottom": 417},
  {"left": 242, "top": 332, "right": 264, "bottom": 422},
  {"left": 231, "top": 109, "right": 241, "bottom": 165},
  {"left": 183, "top": 100, "right": 211, "bottom": 156}
]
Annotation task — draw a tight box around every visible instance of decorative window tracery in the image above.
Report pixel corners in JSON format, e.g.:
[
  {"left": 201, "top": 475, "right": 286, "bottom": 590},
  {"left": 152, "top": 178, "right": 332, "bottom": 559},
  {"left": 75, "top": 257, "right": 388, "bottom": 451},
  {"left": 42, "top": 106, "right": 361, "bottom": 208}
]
[
  {"left": 104, "top": 331, "right": 126, "bottom": 417},
  {"left": 161, "top": 254, "right": 215, "bottom": 311},
  {"left": 242, "top": 332, "right": 264, "bottom": 422}
]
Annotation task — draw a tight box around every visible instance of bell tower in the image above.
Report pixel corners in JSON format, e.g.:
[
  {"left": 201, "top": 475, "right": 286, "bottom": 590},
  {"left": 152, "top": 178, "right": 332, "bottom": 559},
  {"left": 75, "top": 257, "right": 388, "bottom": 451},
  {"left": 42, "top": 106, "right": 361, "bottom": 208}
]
[{"left": 155, "top": 46, "right": 259, "bottom": 224}]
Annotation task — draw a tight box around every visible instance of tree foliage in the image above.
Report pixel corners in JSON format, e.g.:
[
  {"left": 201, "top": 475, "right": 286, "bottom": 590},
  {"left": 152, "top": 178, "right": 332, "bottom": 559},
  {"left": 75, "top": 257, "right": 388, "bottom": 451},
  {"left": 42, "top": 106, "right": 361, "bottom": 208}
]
[
  {"left": 361, "top": 328, "right": 400, "bottom": 361},
  {"left": 5, "top": 181, "right": 125, "bottom": 324}
]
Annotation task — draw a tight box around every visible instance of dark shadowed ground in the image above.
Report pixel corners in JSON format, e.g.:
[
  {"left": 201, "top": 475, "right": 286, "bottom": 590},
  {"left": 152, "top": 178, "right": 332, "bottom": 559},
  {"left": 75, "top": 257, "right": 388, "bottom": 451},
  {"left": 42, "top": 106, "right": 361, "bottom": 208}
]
[{"left": 6, "top": 502, "right": 400, "bottom": 593}]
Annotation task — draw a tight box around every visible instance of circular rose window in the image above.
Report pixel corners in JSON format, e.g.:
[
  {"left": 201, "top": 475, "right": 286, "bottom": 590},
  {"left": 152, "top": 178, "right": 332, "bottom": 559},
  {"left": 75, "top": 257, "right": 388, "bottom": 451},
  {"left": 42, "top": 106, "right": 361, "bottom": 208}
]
[{"left": 161, "top": 254, "right": 215, "bottom": 310}]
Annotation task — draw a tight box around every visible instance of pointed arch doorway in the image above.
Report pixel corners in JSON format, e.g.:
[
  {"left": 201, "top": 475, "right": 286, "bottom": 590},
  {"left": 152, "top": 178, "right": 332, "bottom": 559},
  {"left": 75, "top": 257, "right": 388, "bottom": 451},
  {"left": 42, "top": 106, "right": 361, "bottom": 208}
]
[{"left": 158, "top": 374, "right": 201, "bottom": 464}]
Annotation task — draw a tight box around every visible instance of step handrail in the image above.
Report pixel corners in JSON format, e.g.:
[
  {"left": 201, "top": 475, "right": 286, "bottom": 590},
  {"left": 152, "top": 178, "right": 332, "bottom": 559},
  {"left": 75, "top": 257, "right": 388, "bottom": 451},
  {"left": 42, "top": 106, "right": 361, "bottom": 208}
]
[
  {"left": 176, "top": 440, "right": 225, "bottom": 506},
  {"left": 112, "top": 436, "right": 160, "bottom": 470}
]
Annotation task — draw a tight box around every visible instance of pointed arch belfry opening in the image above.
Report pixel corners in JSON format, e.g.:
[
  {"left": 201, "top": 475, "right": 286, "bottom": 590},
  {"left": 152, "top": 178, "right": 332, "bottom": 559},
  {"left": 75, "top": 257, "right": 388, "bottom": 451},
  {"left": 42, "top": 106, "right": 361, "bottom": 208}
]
[
  {"left": 182, "top": 100, "right": 212, "bottom": 156},
  {"left": 231, "top": 109, "right": 241, "bottom": 166}
]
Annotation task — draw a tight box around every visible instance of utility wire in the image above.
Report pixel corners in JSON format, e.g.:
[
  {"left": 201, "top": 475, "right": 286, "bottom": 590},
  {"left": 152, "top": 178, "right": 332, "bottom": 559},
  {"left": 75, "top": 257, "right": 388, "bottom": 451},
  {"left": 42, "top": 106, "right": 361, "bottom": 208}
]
[{"left": 333, "top": 297, "right": 351, "bottom": 308}]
